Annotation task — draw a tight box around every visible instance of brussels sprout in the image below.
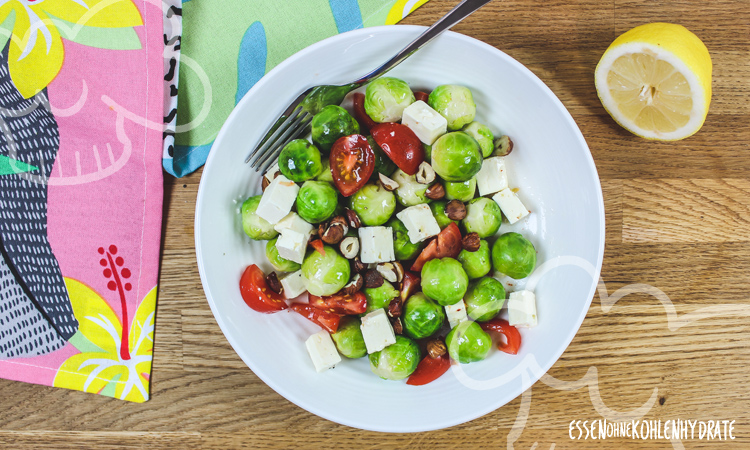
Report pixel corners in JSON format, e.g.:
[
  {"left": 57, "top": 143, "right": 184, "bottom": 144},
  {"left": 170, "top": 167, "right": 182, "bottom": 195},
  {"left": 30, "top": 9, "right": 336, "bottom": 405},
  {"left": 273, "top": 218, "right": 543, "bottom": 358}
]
[
  {"left": 364, "top": 281, "right": 399, "bottom": 313},
  {"left": 446, "top": 320, "right": 492, "bottom": 363},
  {"left": 388, "top": 217, "right": 422, "bottom": 260},
  {"left": 423, "top": 144, "right": 432, "bottom": 163},
  {"left": 316, "top": 158, "right": 334, "bottom": 182},
  {"left": 421, "top": 257, "right": 469, "bottom": 306},
  {"left": 462, "top": 197, "right": 502, "bottom": 238},
  {"left": 465, "top": 277, "right": 506, "bottom": 322},
  {"left": 444, "top": 178, "right": 477, "bottom": 202},
  {"left": 364, "top": 77, "right": 415, "bottom": 123},
  {"left": 457, "top": 239, "right": 491, "bottom": 279},
  {"left": 462, "top": 122, "right": 494, "bottom": 158},
  {"left": 369, "top": 135, "right": 397, "bottom": 176},
  {"left": 392, "top": 169, "right": 431, "bottom": 207},
  {"left": 492, "top": 232, "right": 537, "bottom": 279},
  {"left": 296, "top": 180, "right": 338, "bottom": 223},
  {"left": 428, "top": 85, "right": 476, "bottom": 131},
  {"left": 266, "top": 238, "right": 301, "bottom": 272},
  {"left": 278, "top": 139, "right": 323, "bottom": 182},
  {"left": 369, "top": 335, "right": 420, "bottom": 380},
  {"left": 301, "top": 245, "right": 351, "bottom": 296},
  {"left": 241, "top": 195, "right": 278, "bottom": 240},
  {"left": 430, "top": 132, "right": 483, "bottom": 182},
  {"left": 350, "top": 183, "right": 396, "bottom": 226},
  {"left": 331, "top": 316, "right": 367, "bottom": 359},
  {"left": 429, "top": 200, "right": 458, "bottom": 230},
  {"left": 403, "top": 293, "right": 445, "bottom": 339},
  {"left": 311, "top": 105, "right": 360, "bottom": 151}
]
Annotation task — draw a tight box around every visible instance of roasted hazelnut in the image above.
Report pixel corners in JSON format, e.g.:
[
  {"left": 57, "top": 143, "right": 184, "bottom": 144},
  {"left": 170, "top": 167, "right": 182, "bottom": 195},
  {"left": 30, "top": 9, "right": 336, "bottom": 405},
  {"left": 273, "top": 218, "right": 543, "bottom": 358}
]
[
  {"left": 344, "top": 208, "right": 362, "bottom": 229},
  {"left": 261, "top": 177, "right": 271, "bottom": 192},
  {"left": 387, "top": 298, "right": 403, "bottom": 318},
  {"left": 340, "top": 273, "right": 363, "bottom": 295},
  {"left": 340, "top": 236, "right": 360, "bottom": 259},
  {"left": 492, "top": 135, "right": 514, "bottom": 157},
  {"left": 351, "top": 257, "right": 367, "bottom": 273},
  {"left": 363, "top": 269, "right": 384, "bottom": 288},
  {"left": 425, "top": 183, "right": 446, "bottom": 200},
  {"left": 376, "top": 261, "right": 404, "bottom": 284},
  {"left": 390, "top": 317, "right": 403, "bottom": 335},
  {"left": 378, "top": 173, "right": 399, "bottom": 191},
  {"left": 427, "top": 339, "right": 447, "bottom": 358},
  {"left": 462, "top": 232, "right": 481, "bottom": 252},
  {"left": 320, "top": 216, "right": 348, "bottom": 245},
  {"left": 416, "top": 161, "right": 436, "bottom": 184},
  {"left": 445, "top": 200, "right": 467, "bottom": 221},
  {"left": 265, "top": 272, "right": 283, "bottom": 295}
]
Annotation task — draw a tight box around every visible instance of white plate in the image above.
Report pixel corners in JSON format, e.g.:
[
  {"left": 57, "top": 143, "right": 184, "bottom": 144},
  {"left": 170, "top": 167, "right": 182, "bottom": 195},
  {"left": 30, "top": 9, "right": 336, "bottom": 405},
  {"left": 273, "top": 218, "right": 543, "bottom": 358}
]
[{"left": 195, "top": 26, "right": 605, "bottom": 432}]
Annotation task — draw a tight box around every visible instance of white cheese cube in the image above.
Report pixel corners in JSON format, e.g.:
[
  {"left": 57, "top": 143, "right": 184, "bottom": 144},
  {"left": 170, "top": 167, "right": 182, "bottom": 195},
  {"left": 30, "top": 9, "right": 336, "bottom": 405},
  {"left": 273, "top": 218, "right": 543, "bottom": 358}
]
[
  {"left": 508, "top": 290, "right": 537, "bottom": 327},
  {"left": 360, "top": 308, "right": 397, "bottom": 354},
  {"left": 476, "top": 157, "right": 508, "bottom": 196},
  {"left": 444, "top": 300, "right": 468, "bottom": 328},
  {"left": 492, "top": 188, "right": 529, "bottom": 224},
  {"left": 358, "top": 226, "right": 395, "bottom": 264},
  {"left": 402, "top": 100, "right": 448, "bottom": 145},
  {"left": 280, "top": 270, "right": 307, "bottom": 299},
  {"left": 274, "top": 212, "right": 313, "bottom": 236},
  {"left": 305, "top": 330, "right": 341, "bottom": 372},
  {"left": 256, "top": 175, "right": 299, "bottom": 224},
  {"left": 275, "top": 230, "right": 309, "bottom": 264},
  {"left": 396, "top": 204, "right": 441, "bottom": 244}
]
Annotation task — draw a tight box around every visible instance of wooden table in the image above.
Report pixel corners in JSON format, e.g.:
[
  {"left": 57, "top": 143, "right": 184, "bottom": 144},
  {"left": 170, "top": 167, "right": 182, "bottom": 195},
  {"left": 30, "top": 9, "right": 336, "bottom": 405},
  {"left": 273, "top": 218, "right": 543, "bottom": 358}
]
[{"left": 2, "top": 1, "right": 748, "bottom": 448}]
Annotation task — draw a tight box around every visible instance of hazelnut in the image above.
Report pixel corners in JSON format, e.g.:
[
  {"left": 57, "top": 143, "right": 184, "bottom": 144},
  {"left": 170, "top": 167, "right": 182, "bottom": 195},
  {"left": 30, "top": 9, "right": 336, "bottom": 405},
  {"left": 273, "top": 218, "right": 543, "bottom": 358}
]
[
  {"left": 340, "top": 236, "right": 360, "bottom": 259},
  {"left": 425, "top": 183, "right": 445, "bottom": 200},
  {"left": 262, "top": 164, "right": 281, "bottom": 191},
  {"left": 340, "top": 273, "right": 363, "bottom": 295},
  {"left": 351, "top": 257, "right": 367, "bottom": 273},
  {"left": 363, "top": 269, "right": 384, "bottom": 288},
  {"left": 376, "top": 262, "right": 404, "bottom": 284},
  {"left": 445, "top": 200, "right": 467, "bottom": 221},
  {"left": 462, "top": 232, "right": 481, "bottom": 252},
  {"left": 265, "top": 272, "right": 283, "bottom": 295},
  {"left": 492, "top": 135, "right": 514, "bottom": 157},
  {"left": 344, "top": 208, "right": 362, "bottom": 229},
  {"left": 390, "top": 317, "right": 403, "bottom": 335},
  {"left": 321, "top": 216, "right": 348, "bottom": 245},
  {"left": 416, "top": 161, "right": 436, "bottom": 185},
  {"left": 427, "top": 339, "right": 447, "bottom": 358},
  {"left": 387, "top": 298, "right": 403, "bottom": 318},
  {"left": 261, "top": 177, "right": 271, "bottom": 192},
  {"left": 378, "top": 173, "right": 399, "bottom": 191}
]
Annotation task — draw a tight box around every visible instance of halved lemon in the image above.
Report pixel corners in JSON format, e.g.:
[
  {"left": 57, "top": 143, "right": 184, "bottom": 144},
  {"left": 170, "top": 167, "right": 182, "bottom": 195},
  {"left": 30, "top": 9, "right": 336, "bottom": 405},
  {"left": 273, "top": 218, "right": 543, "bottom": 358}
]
[{"left": 594, "top": 23, "right": 712, "bottom": 140}]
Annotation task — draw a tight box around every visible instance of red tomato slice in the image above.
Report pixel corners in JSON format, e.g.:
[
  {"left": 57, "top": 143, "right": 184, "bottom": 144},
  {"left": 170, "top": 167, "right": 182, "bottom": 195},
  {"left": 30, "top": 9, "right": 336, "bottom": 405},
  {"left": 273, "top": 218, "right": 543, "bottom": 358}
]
[
  {"left": 406, "top": 353, "right": 450, "bottom": 386},
  {"left": 370, "top": 123, "right": 424, "bottom": 175},
  {"left": 413, "top": 91, "right": 430, "bottom": 103},
  {"left": 309, "top": 291, "right": 367, "bottom": 315},
  {"left": 330, "top": 134, "right": 375, "bottom": 197},
  {"left": 239, "top": 265, "right": 288, "bottom": 313},
  {"left": 352, "top": 92, "right": 378, "bottom": 131},
  {"left": 309, "top": 239, "right": 325, "bottom": 256},
  {"left": 411, "top": 222, "right": 463, "bottom": 272},
  {"left": 480, "top": 319, "right": 522, "bottom": 355},
  {"left": 400, "top": 271, "right": 421, "bottom": 303},
  {"left": 290, "top": 303, "right": 341, "bottom": 333}
]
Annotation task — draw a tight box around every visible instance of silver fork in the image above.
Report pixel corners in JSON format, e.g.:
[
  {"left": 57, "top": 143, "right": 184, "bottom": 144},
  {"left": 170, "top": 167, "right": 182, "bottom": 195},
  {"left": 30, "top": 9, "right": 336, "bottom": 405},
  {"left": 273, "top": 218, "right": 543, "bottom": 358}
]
[{"left": 246, "top": 0, "right": 493, "bottom": 172}]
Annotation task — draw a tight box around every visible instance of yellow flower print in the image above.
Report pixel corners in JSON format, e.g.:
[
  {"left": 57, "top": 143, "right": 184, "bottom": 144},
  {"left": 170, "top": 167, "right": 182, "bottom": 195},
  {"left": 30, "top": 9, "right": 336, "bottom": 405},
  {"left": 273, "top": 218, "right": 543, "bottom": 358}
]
[{"left": 0, "top": 0, "right": 142, "bottom": 98}]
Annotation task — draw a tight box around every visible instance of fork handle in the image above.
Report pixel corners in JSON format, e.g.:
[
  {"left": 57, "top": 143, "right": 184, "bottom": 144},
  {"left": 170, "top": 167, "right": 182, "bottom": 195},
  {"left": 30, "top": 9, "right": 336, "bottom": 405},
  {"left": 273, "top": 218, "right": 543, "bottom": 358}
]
[{"left": 355, "top": 0, "right": 494, "bottom": 84}]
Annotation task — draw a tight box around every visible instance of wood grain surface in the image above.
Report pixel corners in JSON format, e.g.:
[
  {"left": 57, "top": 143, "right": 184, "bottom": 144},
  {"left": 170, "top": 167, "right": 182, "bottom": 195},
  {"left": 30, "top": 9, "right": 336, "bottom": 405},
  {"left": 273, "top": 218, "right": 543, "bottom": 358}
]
[{"left": 2, "top": 1, "right": 749, "bottom": 448}]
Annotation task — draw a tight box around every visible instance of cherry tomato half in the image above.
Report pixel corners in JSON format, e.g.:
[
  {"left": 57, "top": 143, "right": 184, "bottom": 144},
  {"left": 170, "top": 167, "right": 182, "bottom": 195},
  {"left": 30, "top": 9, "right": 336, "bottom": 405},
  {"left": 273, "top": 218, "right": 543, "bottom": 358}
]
[
  {"left": 290, "top": 303, "right": 341, "bottom": 334},
  {"left": 411, "top": 222, "right": 463, "bottom": 272},
  {"left": 309, "top": 291, "right": 368, "bottom": 315},
  {"left": 413, "top": 91, "right": 430, "bottom": 103},
  {"left": 480, "top": 319, "right": 522, "bottom": 355},
  {"left": 370, "top": 123, "right": 424, "bottom": 175},
  {"left": 239, "top": 265, "right": 288, "bottom": 313},
  {"left": 352, "top": 92, "right": 378, "bottom": 131},
  {"left": 309, "top": 239, "right": 326, "bottom": 256},
  {"left": 330, "top": 134, "right": 375, "bottom": 197},
  {"left": 406, "top": 353, "right": 450, "bottom": 386}
]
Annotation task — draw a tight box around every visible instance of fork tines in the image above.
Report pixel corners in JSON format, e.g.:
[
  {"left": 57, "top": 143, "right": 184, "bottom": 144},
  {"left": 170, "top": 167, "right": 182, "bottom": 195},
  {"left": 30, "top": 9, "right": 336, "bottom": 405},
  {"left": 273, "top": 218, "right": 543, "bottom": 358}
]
[{"left": 246, "top": 106, "right": 313, "bottom": 173}]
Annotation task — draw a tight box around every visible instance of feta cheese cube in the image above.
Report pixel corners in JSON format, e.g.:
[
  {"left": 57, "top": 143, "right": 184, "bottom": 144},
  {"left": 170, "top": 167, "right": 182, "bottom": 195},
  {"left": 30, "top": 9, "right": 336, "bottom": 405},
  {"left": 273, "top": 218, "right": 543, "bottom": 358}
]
[
  {"left": 360, "top": 308, "right": 396, "bottom": 353},
  {"left": 476, "top": 157, "right": 508, "bottom": 196},
  {"left": 444, "top": 300, "right": 468, "bottom": 328},
  {"left": 305, "top": 330, "right": 341, "bottom": 372},
  {"left": 492, "top": 188, "right": 529, "bottom": 224},
  {"left": 275, "top": 230, "right": 309, "bottom": 264},
  {"left": 402, "top": 100, "right": 448, "bottom": 145},
  {"left": 256, "top": 175, "right": 299, "bottom": 224},
  {"left": 508, "top": 290, "right": 537, "bottom": 327},
  {"left": 358, "top": 226, "right": 395, "bottom": 264},
  {"left": 280, "top": 270, "right": 307, "bottom": 299},
  {"left": 274, "top": 212, "right": 313, "bottom": 236},
  {"left": 396, "top": 204, "right": 441, "bottom": 244}
]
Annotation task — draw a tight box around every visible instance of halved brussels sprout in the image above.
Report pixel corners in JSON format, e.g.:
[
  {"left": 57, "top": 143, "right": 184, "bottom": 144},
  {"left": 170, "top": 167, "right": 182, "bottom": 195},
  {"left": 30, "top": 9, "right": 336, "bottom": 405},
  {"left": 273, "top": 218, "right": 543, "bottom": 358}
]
[
  {"left": 428, "top": 85, "right": 476, "bottom": 131},
  {"left": 369, "top": 335, "right": 420, "bottom": 380},
  {"left": 296, "top": 180, "right": 338, "bottom": 223},
  {"left": 241, "top": 195, "right": 278, "bottom": 240},
  {"left": 465, "top": 277, "right": 506, "bottom": 322},
  {"left": 389, "top": 217, "right": 423, "bottom": 260},
  {"left": 301, "top": 245, "right": 350, "bottom": 296},
  {"left": 364, "top": 280, "right": 399, "bottom": 313},
  {"left": 368, "top": 135, "right": 397, "bottom": 176},
  {"left": 278, "top": 139, "right": 323, "bottom": 182},
  {"left": 421, "top": 257, "right": 469, "bottom": 306},
  {"left": 403, "top": 293, "right": 445, "bottom": 339},
  {"left": 462, "top": 122, "right": 494, "bottom": 158},
  {"left": 311, "top": 105, "right": 360, "bottom": 151},
  {"left": 350, "top": 183, "right": 396, "bottom": 226},
  {"left": 492, "top": 232, "right": 537, "bottom": 279},
  {"left": 392, "top": 169, "right": 431, "bottom": 206},
  {"left": 266, "top": 238, "right": 301, "bottom": 272},
  {"left": 316, "top": 159, "right": 334, "bottom": 182},
  {"left": 444, "top": 178, "right": 477, "bottom": 202},
  {"left": 457, "top": 239, "right": 491, "bottom": 279},
  {"left": 462, "top": 197, "right": 502, "bottom": 238},
  {"left": 430, "top": 200, "right": 458, "bottom": 230},
  {"left": 364, "top": 77, "right": 415, "bottom": 123},
  {"left": 331, "top": 316, "right": 367, "bottom": 359},
  {"left": 430, "top": 132, "right": 483, "bottom": 182},
  {"left": 446, "top": 320, "right": 491, "bottom": 363}
]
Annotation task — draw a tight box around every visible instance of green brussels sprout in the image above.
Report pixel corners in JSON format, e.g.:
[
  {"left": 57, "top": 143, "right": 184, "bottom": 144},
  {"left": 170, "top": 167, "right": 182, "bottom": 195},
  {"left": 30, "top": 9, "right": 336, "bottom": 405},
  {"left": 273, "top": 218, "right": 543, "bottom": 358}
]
[
  {"left": 465, "top": 277, "right": 506, "bottom": 322},
  {"left": 462, "top": 122, "right": 494, "bottom": 158},
  {"left": 295, "top": 180, "right": 338, "bottom": 223},
  {"left": 430, "top": 132, "right": 483, "bottom": 182},
  {"left": 462, "top": 197, "right": 502, "bottom": 238},
  {"left": 492, "top": 232, "right": 537, "bottom": 279},
  {"left": 364, "top": 281, "right": 399, "bottom": 313},
  {"left": 350, "top": 183, "right": 396, "bottom": 226},
  {"left": 265, "top": 238, "right": 301, "bottom": 272},
  {"left": 369, "top": 335, "right": 420, "bottom": 380},
  {"left": 392, "top": 169, "right": 431, "bottom": 206},
  {"left": 446, "top": 320, "right": 492, "bottom": 363},
  {"left": 331, "top": 316, "right": 367, "bottom": 359},
  {"left": 430, "top": 200, "right": 458, "bottom": 230},
  {"left": 278, "top": 139, "right": 323, "bottom": 182},
  {"left": 301, "top": 245, "right": 351, "bottom": 296},
  {"left": 316, "top": 158, "right": 333, "bottom": 182},
  {"left": 428, "top": 85, "right": 476, "bottom": 131},
  {"left": 403, "top": 293, "right": 445, "bottom": 339},
  {"left": 457, "top": 239, "right": 491, "bottom": 279},
  {"left": 368, "top": 135, "right": 397, "bottom": 176},
  {"left": 421, "top": 257, "right": 469, "bottom": 306},
  {"left": 364, "top": 77, "right": 415, "bottom": 123},
  {"left": 311, "top": 105, "right": 360, "bottom": 151},
  {"left": 423, "top": 143, "right": 432, "bottom": 163},
  {"left": 444, "top": 178, "right": 477, "bottom": 202},
  {"left": 241, "top": 195, "right": 278, "bottom": 240},
  {"left": 388, "top": 217, "right": 422, "bottom": 260}
]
